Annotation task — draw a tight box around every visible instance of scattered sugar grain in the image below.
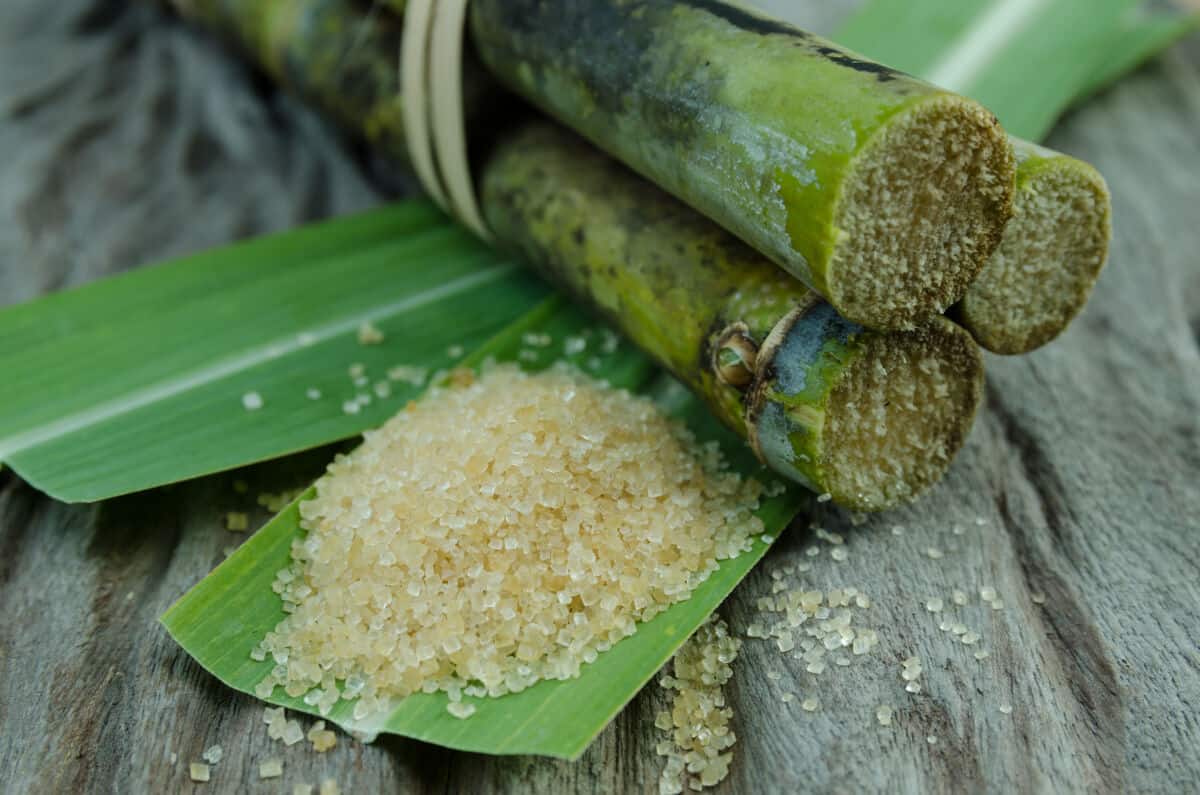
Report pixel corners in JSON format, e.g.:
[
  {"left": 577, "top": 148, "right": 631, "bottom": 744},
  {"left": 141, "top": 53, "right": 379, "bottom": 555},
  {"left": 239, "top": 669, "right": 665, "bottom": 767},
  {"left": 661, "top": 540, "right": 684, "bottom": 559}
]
[
  {"left": 387, "top": 365, "right": 428, "bottom": 386},
  {"left": 927, "top": 735, "right": 938, "bottom": 745},
  {"left": 259, "top": 759, "right": 283, "bottom": 779},
  {"left": 600, "top": 329, "right": 620, "bottom": 354},
  {"left": 306, "top": 388, "right": 322, "bottom": 400},
  {"left": 281, "top": 720, "right": 304, "bottom": 746},
  {"left": 814, "top": 528, "right": 844, "bottom": 545},
  {"left": 522, "top": 332, "right": 552, "bottom": 347},
  {"left": 831, "top": 548, "right": 849, "bottom": 562},
  {"left": 189, "top": 762, "right": 210, "bottom": 782},
  {"left": 952, "top": 590, "right": 968, "bottom": 606},
  {"left": 980, "top": 587, "right": 997, "bottom": 602},
  {"left": 242, "top": 392, "right": 264, "bottom": 411},
  {"left": 447, "top": 702, "right": 476, "bottom": 720},
  {"left": 801, "top": 697, "right": 820, "bottom": 712},
  {"left": 974, "top": 650, "right": 990, "bottom": 660},
  {"left": 876, "top": 705, "right": 893, "bottom": 726},
  {"left": 1031, "top": 593, "right": 1047, "bottom": 605},
  {"left": 925, "top": 547, "right": 944, "bottom": 559},
  {"left": 816, "top": 492, "right": 832, "bottom": 503},
  {"left": 202, "top": 745, "right": 223, "bottom": 765},
  {"left": 257, "top": 489, "right": 304, "bottom": 513},
  {"left": 999, "top": 704, "right": 1013, "bottom": 715},
  {"left": 781, "top": 693, "right": 795, "bottom": 703},
  {"left": 307, "top": 721, "right": 337, "bottom": 751},
  {"left": 926, "top": 598, "right": 943, "bottom": 613},
  {"left": 357, "top": 321, "right": 384, "bottom": 345}
]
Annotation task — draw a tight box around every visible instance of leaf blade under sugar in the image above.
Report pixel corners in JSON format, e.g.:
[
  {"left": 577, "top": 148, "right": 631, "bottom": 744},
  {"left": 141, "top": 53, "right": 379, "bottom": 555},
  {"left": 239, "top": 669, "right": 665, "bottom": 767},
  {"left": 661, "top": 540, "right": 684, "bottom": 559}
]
[
  {"left": 0, "top": 202, "right": 548, "bottom": 502},
  {"left": 161, "top": 296, "right": 804, "bottom": 759},
  {"left": 836, "top": 0, "right": 1199, "bottom": 140}
]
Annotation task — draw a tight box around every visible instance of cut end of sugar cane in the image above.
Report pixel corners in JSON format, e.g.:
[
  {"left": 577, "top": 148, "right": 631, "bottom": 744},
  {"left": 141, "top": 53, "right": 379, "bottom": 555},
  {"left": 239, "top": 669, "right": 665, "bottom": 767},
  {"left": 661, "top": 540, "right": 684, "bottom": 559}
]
[
  {"left": 829, "top": 94, "right": 1015, "bottom": 330},
  {"left": 747, "top": 314, "right": 984, "bottom": 512},
  {"left": 957, "top": 145, "right": 1112, "bottom": 354}
]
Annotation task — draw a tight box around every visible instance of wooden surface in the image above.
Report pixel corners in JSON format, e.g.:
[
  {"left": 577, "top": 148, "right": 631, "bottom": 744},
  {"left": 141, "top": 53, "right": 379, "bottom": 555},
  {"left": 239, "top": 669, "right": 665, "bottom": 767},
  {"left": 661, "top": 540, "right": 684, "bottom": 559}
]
[{"left": 1, "top": 1, "right": 1198, "bottom": 793}]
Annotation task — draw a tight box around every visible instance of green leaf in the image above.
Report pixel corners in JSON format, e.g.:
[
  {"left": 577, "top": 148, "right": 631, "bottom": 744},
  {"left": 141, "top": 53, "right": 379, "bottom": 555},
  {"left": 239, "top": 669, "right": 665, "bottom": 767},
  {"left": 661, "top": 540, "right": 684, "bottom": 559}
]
[
  {"left": 161, "top": 296, "right": 804, "bottom": 759},
  {"left": 0, "top": 202, "right": 547, "bottom": 502},
  {"left": 836, "top": 0, "right": 1200, "bottom": 140}
]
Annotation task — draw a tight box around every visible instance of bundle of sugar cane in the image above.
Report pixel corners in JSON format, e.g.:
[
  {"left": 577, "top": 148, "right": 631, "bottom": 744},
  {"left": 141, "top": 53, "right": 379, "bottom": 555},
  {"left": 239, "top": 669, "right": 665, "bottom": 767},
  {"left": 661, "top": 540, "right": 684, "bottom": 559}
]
[
  {"left": 169, "top": 0, "right": 983, "bottom": 509},
  {"left": 173, "top": 0, "right": 1113, "bottom": 356},
  {"left": 395, "top": 0, "right": 1111, "bottom": 354},
  {"left": 466, "top": 0, "right": 1018, "bottom": 331},
  {"left": 173, "top": 0, "right": 1020, "bottom": 330}
]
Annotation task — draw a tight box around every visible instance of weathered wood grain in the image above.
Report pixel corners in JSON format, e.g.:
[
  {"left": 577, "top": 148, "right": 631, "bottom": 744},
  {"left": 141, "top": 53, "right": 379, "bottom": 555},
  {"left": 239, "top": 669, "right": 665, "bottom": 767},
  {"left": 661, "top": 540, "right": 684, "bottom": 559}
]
[{"left": 1, "top": 1, "right": 1198, "bottom": 793}]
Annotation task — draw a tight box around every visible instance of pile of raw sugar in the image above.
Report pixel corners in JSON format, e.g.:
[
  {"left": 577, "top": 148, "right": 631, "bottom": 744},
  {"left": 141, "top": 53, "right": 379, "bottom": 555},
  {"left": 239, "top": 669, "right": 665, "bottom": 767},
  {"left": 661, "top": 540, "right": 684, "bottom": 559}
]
[{"left": 253, "top": 363, "right": 766, "bottom": 720}]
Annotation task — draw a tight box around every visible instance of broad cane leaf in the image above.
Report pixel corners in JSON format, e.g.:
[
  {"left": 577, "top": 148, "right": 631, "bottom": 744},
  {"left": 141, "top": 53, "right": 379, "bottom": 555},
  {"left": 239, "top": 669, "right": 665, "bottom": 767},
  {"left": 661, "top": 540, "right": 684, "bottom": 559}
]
[
  {"left": 836, "top": 0, "right": 1200, "bottom": 140},
  {"left": 161, "top": 296, "right": 803, "bottom": 759},
  {"left": 0, "top": 203, "right": 545, "bottom": 502}
]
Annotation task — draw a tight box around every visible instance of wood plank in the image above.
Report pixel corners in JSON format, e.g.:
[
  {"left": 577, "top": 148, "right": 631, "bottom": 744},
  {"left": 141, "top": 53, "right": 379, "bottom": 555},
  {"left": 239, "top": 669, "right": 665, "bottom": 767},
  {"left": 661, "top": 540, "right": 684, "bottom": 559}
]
[{"left": 1, "top": 1, "right": 1198, "bottom": 793}]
